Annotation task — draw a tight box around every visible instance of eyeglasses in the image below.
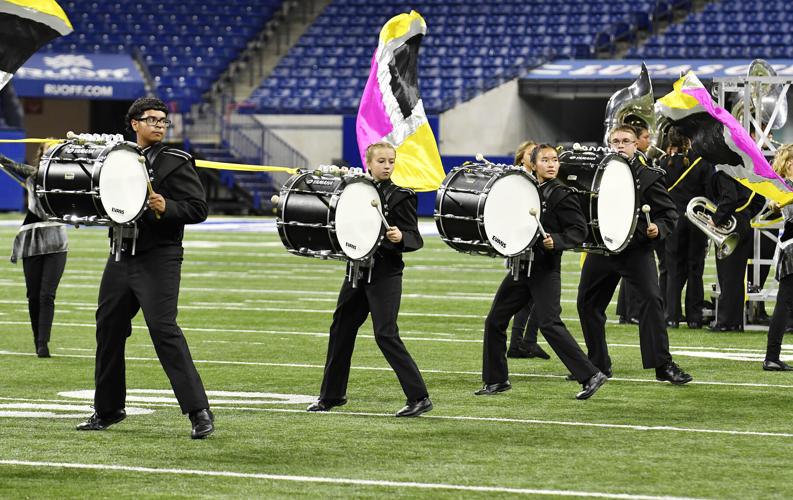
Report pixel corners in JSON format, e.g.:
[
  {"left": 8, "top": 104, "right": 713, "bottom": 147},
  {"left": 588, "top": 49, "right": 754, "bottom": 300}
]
[
  {"left": 137, "top": 116, "right": 172, "bottom": 128},
  {"left": 609, "top": 138, "right": 635, "bottom": 146}
]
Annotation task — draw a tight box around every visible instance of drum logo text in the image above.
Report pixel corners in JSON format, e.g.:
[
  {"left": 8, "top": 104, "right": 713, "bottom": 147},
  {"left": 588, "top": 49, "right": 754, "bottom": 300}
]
[
  {"left": 345, "top": 242, "right": 357, "bottom": 250},
  {"left": 307, "top": 178, "right": 335, "bottom": 186},
  {"left": 491, "top": 235, "right": 507, "bottom": 248},
  {"left": 112, "top": 207, "right": 125, "bottom": 215}
]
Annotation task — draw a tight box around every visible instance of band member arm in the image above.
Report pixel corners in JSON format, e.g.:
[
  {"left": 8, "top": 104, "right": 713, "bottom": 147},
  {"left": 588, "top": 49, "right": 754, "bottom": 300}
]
[
  {"left": 0, "top": 153, "right": 36, "bottom": 178},
  {"left": 384, "top": 194, "right": 423, "bottom": 253},
  {"left": 712, "top": 174, "right": 745, "bottom": 226},
  {"left": 548, "top": 194, "right": 588, "bottom": 251},
  {"left": 153, "top": 157, "right": 208, "bottom": 224},
  {"left": 646, "top": 182, "right": 679, "bottom": 239}
]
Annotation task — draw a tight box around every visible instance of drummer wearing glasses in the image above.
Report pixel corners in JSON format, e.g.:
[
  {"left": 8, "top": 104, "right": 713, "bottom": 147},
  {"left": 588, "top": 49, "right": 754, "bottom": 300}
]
[
  {"left": 575, "top": 125, "right": 693, "bottom": 385},
  {"left": 77, "top": 97, "right": 214, "bottom": 439},
  {"left": 476, "top": 144, "right": 608, "bottom": 400}
]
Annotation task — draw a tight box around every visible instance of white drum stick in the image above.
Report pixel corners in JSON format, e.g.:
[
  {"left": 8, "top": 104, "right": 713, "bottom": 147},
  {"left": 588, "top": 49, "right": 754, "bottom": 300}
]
[
  {"left": 642, "top": 204, "right": 652, "bottom": 226},
  {"left": 370, "top": 200, "right": 391, "bottom": 230},
  {"left": 529, "top": 208, "right": 547, "bottom": 238},
  {"left": 139, "top": 156, "right": 160, "bottom": 220}
]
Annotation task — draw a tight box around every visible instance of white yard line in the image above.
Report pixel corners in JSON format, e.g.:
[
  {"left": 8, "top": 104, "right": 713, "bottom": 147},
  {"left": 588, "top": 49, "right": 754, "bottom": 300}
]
[
  {"left": 0, "top": 459, "right": 709, "bottom": 499},
  {"left": 1, "top": 349, "right": 792, "bottom": 389}
]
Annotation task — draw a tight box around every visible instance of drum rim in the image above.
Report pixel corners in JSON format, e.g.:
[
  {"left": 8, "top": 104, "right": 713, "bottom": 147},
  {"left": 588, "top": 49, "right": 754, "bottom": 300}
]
[
  {"left": 98, "top": 141, "right": 147, "bottom": 224},
  {"left": 589, "top": 152, "right": 639, "bottom": 254}
]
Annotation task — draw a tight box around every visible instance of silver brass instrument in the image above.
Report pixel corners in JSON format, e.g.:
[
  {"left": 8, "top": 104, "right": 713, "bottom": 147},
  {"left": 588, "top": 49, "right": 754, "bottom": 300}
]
[
  {"left": 603, "top": 62, "right": 664, "bottom": 159},
  {"left": 685, "top": 196, "right": 740, "bottom": 259},
  {"left": 731, "top": 59, "right": 789, "bottom": 131}
]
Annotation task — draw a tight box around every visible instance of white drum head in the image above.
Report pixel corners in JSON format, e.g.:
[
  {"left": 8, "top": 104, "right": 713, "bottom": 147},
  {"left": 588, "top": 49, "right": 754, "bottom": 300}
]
[
  {"left": 99, "top": 147, "right": 148, "bottom": 224},
  {"left": 335, "top": 180, "right": 383, "bottom": 260},
  {"left": 597, "top": 158, "right": 637, "bottom": 252},
  {"left": 483, "top": 173, "right": 541, "bottom": 256}
]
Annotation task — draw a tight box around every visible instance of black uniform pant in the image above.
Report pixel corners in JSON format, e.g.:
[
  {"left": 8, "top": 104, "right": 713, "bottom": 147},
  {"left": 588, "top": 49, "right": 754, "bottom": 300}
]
[
  {"left": 23, "top": 252, "right": 67, "bottom": 345},
  {"left": 509, "top": 302, "right": 538, "bottom": 346},
  {"left": 715, "top": 219, "right": 753, "bottom": 326},
  {"left": 319, "top": 273, "right": 428, "bottom": 402},
  {"left": 767, "top": 274, "right": 793, "bottom": 361},
  {"left": 483, "top": 267, "right": 597, "bottom": 384},
  {"left": 577, "top": 247, "right": 673, "bottom": 371},
  {"left": 617, "top": 240, "right": 666, "bottom": 320},
  {"left": 93, "top": 246, "right": 209, "bottom": 415},
  {"left": 665, "top": 217, "right": 708, "bottom": 323}
]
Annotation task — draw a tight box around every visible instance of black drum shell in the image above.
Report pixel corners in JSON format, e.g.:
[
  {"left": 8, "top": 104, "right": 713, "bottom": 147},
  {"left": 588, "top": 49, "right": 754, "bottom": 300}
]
[
  {"left": 435, "top": 164, "right": 541, "bottom": 257},
  {"left": 558, "top": 150, "right": 638, "bottom": 253},
  {"left": 36, "top": 141, "right": 143, "bottom": 222},
  {"left": 277, "top": 172, "right": 385, "bottom": 261}
]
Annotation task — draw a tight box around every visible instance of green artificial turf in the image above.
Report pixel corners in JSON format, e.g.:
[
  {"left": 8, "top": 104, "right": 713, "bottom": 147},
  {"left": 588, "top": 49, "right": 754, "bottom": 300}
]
[{"left": 0, "top": 215, "right": 791, "bottom": 498}]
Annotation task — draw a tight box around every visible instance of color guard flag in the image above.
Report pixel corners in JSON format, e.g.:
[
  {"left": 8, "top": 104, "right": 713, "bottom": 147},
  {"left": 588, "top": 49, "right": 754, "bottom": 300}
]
[
  {"left": 355, "top": 11, "right": 444, "bottom": 191},
  {"left": 0, "top": 0, "right": 73, "bottom": 90},
  {"left": 657, "top": 71, "right": 793, "bottom": 205}
]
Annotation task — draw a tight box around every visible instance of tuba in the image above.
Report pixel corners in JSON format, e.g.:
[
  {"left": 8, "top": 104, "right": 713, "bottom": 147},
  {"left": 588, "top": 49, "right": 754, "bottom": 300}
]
[
  {"left": 685, "top": 196, "right": 740, "bottom": 259},
  {"left": 731, "top": 59, "right": 789, "bottom": 132},
  {"left": 603, "top": 62, "right": 665, "bottom": 159}
]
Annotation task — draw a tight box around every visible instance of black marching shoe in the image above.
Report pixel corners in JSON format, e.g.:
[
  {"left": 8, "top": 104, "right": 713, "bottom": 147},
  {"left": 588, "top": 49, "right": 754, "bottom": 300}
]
[
  {"left": 566, "top": 368, "right": 612, "bottom": 381},
  {"left": 656, "top": 362, "right": 693, "bottom": 385},
  {"left": 306, "top": 398, "right": 347, "bottom": 412},
  {"left": 707, "top": 322, "right": 743, "bottom": 332},
  {"left": 762, "top": 359, "right": 793, "bottom": 371},
  {"left": 525, "top": 343, "right": 551, "bottom": 360},
  {"left": 395, "top": 396, "right": 433, "bottom": 417},
  {"left": 36, "top": 343, "right": 50, "bottom": 358},
  {"left": 474, "top": 380, "right": 511, "bottom": 395},
  {"left": 506, "top": 344, "right": 530, "bottom": 358},
  {"left": 76, "top": 409, "right": 126, "bottom": 431},
  {"left": 189, "top": 409, "right": 214, "bottom": 439},
  {"left": 575, "top": 371, "right": 608, "bottom": 400},
  {"left": 666, "top": 321, "right": 679, "bottom": 329},
  {"left": 687, "top": 321, "right": 702, "bottom": 329}
]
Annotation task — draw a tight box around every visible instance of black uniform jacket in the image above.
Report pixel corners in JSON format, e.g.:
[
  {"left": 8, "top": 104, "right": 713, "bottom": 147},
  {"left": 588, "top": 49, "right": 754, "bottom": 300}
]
[
  {"left": 134, "top": 143, "right": 208, "bottom": 252},
  {"left": 627, "top": 153, "right": 678, "bottom": 250},
  {"left": 532, "top": 178, "right": 587, "bottom": 271},
  {"left": 661, "top": 149, "right": 712, "bottom": 214},
  {"left": 710, "top": 170, "right": 765, "bottom": 226},
  {"left": 372, "top": 179, "right": 423, "bottom": 277}
]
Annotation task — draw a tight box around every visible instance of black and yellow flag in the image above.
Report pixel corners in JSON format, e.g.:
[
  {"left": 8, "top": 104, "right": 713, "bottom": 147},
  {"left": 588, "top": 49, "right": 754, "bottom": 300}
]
[{"left": 0, "top": 1, "right": 73, "bottom": 89}]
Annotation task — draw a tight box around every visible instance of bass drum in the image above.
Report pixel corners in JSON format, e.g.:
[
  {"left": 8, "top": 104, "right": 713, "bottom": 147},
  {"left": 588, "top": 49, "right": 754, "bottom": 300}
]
[
  {"left": 435, "top": 163, "right": 541, "bottom": 257},
  {"left": 557, "top": 150, "right": 638, "bottom": 254},
  {"left": 37, "top": 140, "right": 148, "bottom": 225},
  {"left": 277, "top": 172, "right": 385, "bottom": 261}
]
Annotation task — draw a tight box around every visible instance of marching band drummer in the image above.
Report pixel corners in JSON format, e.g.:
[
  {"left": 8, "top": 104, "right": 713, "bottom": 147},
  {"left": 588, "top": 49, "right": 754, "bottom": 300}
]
[
  {"left": 476, "top": 144, "right": 608, "bottom": 400},
  {"left": 306, "top": 141, "right": 433, "bottom": 417},
  {"left": 576, "top": 125, "right": 693, "bottom": 384},
  {"left": 0, "top": 143, "right": 68, "bottom": 358},
  {"left": 76, "top": 97, "right": 214, "bottom": 439},
  {"left": 507, "top": 140, "right": 551, "bottom": 361}
]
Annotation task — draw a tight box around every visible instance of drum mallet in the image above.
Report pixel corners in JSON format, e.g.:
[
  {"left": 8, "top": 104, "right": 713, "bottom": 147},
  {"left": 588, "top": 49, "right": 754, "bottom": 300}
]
[
  {"left": 271, "top": 195, "right": 280, "bottom": 205},
  {"left": 529, "top": 208, "right": 548, "bottom": 239},
  {"left": 475, "top": 152, "right": 492, "bottom": 165},
  {"left": 642, "top": 204, "right": 652, "bottom": 226},
  {"left": 139, "top": 156, "right": 160, "bottom": 219},
  {"left": 370, "top": 200, "right": 391, "bottom": 230}
]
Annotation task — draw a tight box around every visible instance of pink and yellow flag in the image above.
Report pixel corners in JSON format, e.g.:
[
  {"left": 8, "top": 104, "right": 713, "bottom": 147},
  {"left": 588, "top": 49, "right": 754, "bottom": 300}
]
[
  {"left": 657, "top": 71, "right": 793, "bottom": 205},
  {"left": 355, "top": 11, "right": 444, "bottom": 192}
]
